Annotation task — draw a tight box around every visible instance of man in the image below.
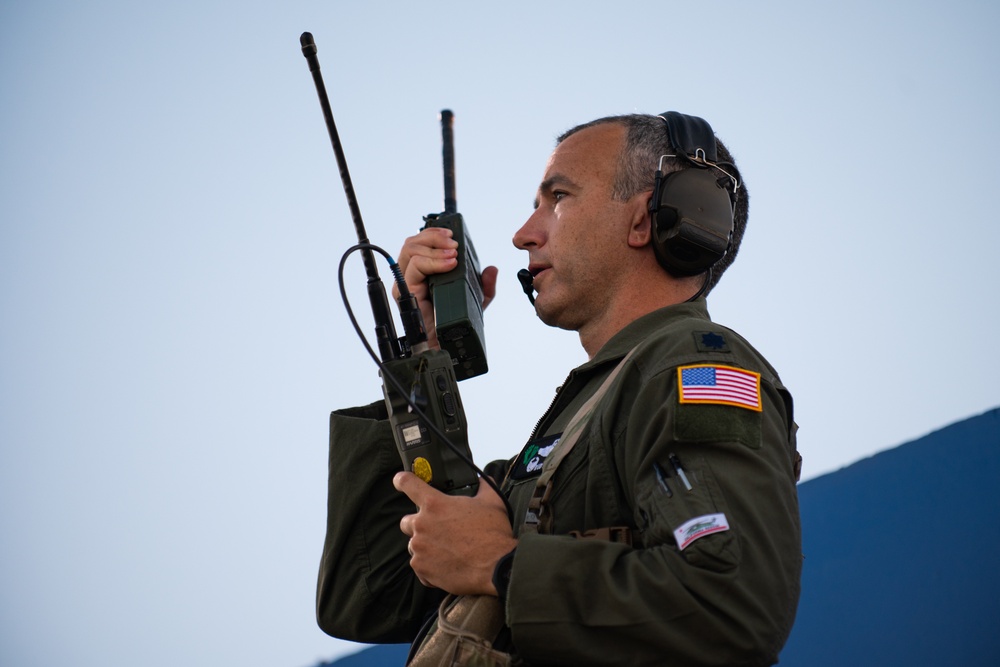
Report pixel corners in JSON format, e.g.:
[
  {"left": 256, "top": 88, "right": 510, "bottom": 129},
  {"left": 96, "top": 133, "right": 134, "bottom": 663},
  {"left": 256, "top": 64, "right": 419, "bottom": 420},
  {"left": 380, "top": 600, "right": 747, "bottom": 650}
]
[{"left": 317, "top": 113, "right": 802, "bottom": 666}]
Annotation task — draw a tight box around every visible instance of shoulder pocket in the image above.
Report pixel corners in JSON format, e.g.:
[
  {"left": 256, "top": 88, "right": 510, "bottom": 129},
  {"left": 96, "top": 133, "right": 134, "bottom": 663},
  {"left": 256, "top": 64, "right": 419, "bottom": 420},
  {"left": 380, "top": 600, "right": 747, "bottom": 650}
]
[{"left": 637, "top": 455, "right": 741, "bottom": 572}]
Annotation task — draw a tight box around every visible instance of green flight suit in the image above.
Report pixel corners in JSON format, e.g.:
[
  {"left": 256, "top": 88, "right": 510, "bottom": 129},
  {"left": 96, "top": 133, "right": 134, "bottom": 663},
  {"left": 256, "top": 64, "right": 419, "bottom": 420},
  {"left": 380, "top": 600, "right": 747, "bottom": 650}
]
[{"left": 317, "top": 300, "right": 802, "bottom": 666}]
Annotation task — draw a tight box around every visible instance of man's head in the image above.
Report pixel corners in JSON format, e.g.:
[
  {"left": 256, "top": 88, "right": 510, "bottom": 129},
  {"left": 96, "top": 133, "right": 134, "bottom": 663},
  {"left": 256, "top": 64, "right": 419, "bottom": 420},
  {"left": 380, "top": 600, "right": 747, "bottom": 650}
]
[
  {"left": 513, "top": 123, "right": 639, "bottom": 345},
  {"left": 512, "top": 114, "right": 749, "bottom": 356},
  {"left": 557, "top": 114, "right": 749, "bottom": 294}
]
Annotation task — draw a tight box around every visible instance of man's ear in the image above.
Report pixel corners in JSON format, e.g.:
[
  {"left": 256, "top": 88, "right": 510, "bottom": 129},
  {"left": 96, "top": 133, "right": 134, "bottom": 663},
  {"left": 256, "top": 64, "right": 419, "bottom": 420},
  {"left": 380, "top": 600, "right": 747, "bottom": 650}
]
[{"left": 627, "top": 191, "right": 654, "bottom": 248}]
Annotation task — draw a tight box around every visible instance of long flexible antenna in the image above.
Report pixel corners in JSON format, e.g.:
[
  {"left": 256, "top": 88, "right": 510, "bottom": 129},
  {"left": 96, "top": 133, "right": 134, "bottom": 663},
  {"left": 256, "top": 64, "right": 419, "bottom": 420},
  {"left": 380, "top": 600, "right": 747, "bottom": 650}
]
[{"left": 300, "top": 32, "right": 400, "bottom": 362}]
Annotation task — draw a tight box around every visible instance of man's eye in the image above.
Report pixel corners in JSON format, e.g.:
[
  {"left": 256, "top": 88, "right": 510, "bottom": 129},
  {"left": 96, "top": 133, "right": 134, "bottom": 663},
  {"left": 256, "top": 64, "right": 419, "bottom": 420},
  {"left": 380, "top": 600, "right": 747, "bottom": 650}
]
[{"left": 553, "top": 191, "right": 567, "bottom": 201}]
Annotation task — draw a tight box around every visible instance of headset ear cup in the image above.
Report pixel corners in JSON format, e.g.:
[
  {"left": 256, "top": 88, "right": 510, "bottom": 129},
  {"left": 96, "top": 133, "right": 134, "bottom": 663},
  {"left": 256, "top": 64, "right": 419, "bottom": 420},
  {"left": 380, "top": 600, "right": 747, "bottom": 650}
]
[{"left": 651, "top": 169, "right": 734, "bottom": 276}]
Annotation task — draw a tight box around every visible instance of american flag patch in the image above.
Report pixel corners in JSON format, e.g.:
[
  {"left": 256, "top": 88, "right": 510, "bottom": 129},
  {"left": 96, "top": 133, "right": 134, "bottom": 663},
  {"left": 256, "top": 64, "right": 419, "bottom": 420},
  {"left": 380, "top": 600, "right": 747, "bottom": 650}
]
[{"left": 678, "top": 364, "right": 762, "bottom": 411}]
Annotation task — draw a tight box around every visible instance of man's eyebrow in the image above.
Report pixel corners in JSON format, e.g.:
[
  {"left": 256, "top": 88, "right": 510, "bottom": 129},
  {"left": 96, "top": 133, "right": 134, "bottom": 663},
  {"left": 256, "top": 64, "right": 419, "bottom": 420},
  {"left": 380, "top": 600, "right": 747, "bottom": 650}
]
[{"left": 533, "top": 174, "right": 579, "bottom": 209}]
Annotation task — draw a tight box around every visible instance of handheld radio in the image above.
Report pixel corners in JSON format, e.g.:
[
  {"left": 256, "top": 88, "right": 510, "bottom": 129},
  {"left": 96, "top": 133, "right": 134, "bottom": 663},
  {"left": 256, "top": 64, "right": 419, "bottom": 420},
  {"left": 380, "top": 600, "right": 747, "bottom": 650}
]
[
  {"left": 422, "top": 110, "right": 488, "bottom": 381},
  {"left": 300, "top": 32, "right": 479, "bottom": 496}
]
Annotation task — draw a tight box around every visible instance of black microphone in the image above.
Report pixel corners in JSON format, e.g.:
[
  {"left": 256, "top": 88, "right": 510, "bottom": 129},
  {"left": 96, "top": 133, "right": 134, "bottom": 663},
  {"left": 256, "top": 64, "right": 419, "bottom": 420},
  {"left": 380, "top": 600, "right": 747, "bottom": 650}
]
[{"left": 517, "top": 269, "right": 535, "bottom": 306}]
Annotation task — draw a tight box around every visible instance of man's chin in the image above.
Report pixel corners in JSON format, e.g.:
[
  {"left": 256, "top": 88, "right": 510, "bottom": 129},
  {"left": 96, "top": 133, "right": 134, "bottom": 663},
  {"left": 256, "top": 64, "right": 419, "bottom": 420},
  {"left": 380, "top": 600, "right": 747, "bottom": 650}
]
[
  {"left": 532, "top": 297, "right": 576, "bottom": 332},
  {"left": 532, "top": 296, "right": 556, "bottom": 326}
]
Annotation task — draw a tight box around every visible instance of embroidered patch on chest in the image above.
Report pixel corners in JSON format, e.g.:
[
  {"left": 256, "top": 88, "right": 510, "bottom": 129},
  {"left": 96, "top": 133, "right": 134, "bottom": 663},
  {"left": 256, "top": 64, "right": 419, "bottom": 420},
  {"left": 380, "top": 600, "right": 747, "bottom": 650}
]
[
  {"left": 509, "top": 433, "right": 562, "bottom": 480},
  {"left": 673, "top": 513, "right": 731, "bottom": 550},
  {"left": 678, "top": 364, "right": 762, "bottom": 411}
]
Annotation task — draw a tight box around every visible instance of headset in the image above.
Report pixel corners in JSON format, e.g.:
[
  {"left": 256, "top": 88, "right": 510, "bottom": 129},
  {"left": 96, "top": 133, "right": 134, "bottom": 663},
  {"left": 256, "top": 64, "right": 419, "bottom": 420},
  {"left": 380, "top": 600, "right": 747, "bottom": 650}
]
[{"left": 649, "top": 111, "right": 741, "bottom": 279}]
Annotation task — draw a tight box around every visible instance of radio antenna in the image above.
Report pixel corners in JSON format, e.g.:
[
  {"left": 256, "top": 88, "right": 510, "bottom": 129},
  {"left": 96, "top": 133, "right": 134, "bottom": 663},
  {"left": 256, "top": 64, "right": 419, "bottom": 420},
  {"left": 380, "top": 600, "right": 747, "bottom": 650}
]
[
  {"left": 440, "top": 109, "right": 457, "bottom": 214},
  {"left": 300, "top": 32, "right": 400, "bottom": 362}
]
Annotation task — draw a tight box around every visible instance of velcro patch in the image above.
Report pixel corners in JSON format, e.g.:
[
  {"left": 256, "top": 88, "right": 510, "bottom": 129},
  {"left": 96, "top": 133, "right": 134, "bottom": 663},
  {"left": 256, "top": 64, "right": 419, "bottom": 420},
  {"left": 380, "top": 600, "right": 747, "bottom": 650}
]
[
  {"left": 509, "top": 434, "right": 562, "bottom": 480},
  {"left": 678, "top": 364, "right": 762, "bottom": 411},
  {"left": 673, "top": 513, "right": 731, "bottom": 551},
  {"left": 694, "top": 331, "right": 731, "bottom": 353}
]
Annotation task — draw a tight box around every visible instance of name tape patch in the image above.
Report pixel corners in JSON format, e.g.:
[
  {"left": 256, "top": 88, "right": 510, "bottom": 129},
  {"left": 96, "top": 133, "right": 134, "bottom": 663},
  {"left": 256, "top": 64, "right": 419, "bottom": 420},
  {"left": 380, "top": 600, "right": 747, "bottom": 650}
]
[
  {"left": 673, "top": 513, "right": 731, "bottom": 551},
  {"left": 678, "top": 364, "right": 762, "bottom": 411}
]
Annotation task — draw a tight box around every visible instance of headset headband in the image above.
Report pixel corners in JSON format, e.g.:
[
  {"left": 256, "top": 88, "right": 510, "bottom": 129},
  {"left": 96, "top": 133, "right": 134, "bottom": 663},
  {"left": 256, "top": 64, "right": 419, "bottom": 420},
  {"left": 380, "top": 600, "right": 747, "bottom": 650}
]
[{"left": 659, "top": 111, "right": 719, "bottom": 164}]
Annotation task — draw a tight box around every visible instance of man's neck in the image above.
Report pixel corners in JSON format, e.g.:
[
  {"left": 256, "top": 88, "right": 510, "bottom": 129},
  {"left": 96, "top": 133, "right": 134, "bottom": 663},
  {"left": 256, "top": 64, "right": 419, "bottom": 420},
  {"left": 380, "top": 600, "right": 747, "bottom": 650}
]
[{"left": 578, "top": 278, "right": 703, "bottom": 359}]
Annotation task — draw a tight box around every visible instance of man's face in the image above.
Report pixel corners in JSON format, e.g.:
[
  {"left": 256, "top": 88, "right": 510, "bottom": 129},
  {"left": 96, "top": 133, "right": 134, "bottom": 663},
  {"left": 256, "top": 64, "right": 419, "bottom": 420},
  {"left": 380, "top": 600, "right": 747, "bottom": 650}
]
[{"left": 512, "top": 123, "right": 636, "bottom": 332}]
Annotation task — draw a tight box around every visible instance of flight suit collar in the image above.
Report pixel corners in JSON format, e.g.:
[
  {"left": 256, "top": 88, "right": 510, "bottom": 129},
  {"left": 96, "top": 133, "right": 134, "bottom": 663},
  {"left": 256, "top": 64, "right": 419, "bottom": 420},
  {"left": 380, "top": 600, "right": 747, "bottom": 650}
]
[
  {"left": 582, "top": 298, "right": 712, "bottom": 371},
  {"left": 520, "top": 299, "right": 712, "bottom": 447}
]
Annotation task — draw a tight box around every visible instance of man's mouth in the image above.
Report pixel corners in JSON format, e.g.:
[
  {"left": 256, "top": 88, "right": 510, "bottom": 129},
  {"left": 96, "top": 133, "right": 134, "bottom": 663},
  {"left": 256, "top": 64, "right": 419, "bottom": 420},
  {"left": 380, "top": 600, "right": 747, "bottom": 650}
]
[{"left": 528, "top": 264, "right": 550, "bottom": 279}]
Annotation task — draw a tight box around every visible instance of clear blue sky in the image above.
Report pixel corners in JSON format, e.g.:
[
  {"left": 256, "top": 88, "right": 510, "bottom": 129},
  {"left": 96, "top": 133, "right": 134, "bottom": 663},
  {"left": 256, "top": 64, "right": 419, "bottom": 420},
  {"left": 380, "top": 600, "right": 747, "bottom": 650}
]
[{"left": 2, "top": 2, "right": 998, "bottom": 666}]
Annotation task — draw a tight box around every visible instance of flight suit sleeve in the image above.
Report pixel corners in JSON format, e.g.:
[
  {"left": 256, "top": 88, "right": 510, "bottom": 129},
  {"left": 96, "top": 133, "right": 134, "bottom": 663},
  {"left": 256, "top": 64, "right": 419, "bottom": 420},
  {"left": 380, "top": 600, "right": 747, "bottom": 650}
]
[
  {"left": 316, "top": 401, "right": 444, "bottom": 643},
  {"left": 505, "top": 367, "right": 801, "bottom": 666}
]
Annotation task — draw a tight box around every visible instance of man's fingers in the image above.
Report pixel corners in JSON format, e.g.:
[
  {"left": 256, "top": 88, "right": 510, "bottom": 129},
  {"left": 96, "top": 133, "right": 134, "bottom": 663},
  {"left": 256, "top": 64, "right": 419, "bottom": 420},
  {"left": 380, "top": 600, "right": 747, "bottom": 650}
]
[
  {"left": 394, "top": 229, "right": 497, "bottom": 316},
  {"left": 474, "top": 475, "right": 509, "bottom": 511},
  {"left": 393, "top": 471, "right": 436, "bottom": 507},
  {"left": 403, "top": 252, "right": 458, "bottom": 288},
  {"left": 396, "top": 472, "right": 427, "bottom": 539},
  {"left": 393, "top": 229, "right": 459, "bottom": 301},
  {"left": 481, "top": 265, "right": 499, "bottom": 310},
  {"left": 397, "top": 228, "right": 457, "bottom": 272}
]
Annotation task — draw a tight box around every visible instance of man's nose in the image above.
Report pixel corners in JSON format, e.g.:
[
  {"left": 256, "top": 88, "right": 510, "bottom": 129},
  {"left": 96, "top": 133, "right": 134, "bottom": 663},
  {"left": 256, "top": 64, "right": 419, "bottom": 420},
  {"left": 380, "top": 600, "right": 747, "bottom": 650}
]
[{"left": 513, "top": 208, "right": 543, "bottom": 250}]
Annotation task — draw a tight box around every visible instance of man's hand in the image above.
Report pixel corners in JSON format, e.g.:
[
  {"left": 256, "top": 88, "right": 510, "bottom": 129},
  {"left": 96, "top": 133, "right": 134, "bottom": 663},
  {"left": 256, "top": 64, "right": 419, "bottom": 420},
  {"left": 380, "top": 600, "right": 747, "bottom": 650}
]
[
  {"left": 394, "top": 227, "right": 498, "bottom": 349},
  {"left": 394, "top": 471, "right": 515, "bottom": 596}
]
